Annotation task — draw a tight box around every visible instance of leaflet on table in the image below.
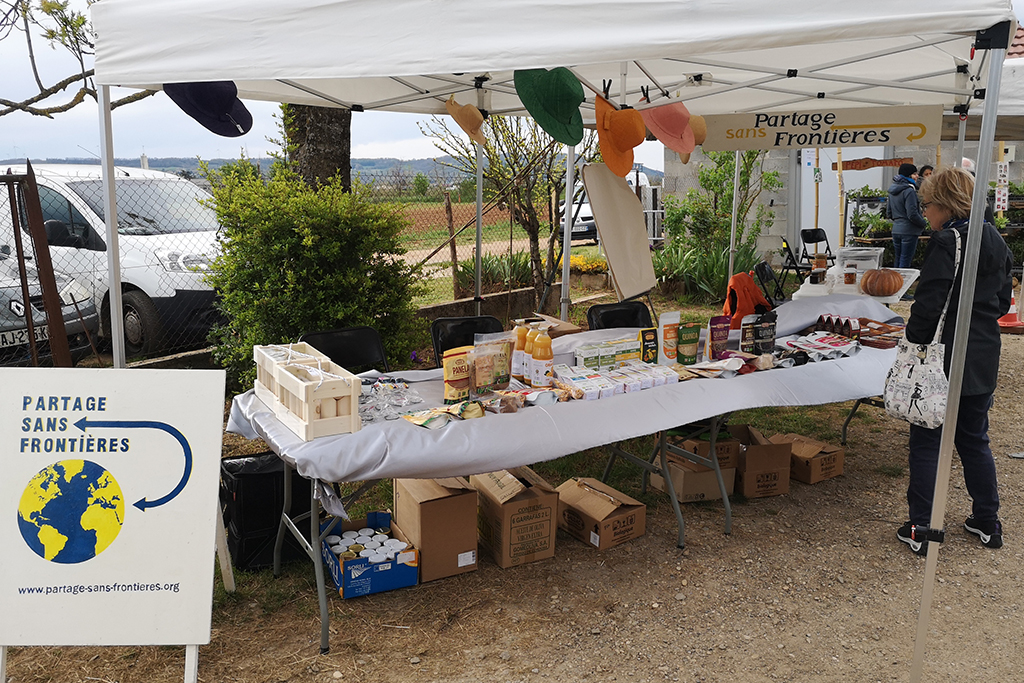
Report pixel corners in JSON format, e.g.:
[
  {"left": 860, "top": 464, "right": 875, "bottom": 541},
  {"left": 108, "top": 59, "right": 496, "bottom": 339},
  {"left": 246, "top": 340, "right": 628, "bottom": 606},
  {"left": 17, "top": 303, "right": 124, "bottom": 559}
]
[{"left": 777, "top": 331, "right": 861, "bottom": 361}]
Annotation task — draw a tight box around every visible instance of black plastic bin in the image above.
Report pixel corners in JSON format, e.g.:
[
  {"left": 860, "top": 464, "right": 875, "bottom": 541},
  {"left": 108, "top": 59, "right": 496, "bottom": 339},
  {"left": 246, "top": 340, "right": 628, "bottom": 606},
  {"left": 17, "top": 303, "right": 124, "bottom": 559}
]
[{"left": 220, "top": 452, "right": 312, "bottom": 571}]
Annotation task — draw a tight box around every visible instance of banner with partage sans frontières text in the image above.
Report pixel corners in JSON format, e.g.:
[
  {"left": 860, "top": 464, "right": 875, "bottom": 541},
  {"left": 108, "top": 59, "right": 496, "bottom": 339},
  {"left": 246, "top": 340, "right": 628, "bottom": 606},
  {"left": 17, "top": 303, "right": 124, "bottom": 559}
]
[
  {"left": 0, "top": 368, "right": 225, "bottom": 646},
  {"left": 702, "top": 105, "right": 943, "bottom": 151}
]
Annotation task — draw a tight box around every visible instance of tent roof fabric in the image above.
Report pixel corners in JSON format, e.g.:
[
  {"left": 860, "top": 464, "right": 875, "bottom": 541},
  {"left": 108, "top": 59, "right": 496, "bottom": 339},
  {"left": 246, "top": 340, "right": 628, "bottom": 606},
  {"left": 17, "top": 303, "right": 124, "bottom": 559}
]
[{"left": 92, "top": 0, "right": 1016, "bottom": 119}]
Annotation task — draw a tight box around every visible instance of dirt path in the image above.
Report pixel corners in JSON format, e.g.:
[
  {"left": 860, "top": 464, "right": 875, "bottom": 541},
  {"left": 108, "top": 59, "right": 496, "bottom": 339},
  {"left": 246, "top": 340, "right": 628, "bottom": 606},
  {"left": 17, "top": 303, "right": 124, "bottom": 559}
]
[{"left": 8, "top": 314, "right": 1024, "bottom": 683}]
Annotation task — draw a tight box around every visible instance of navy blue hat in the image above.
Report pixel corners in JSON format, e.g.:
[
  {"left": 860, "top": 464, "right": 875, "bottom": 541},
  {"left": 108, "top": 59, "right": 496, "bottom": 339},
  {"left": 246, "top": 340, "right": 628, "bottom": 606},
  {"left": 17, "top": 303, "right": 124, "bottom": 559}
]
[{"left": 163, "top": 81, "right": 252, "bottom": 138}]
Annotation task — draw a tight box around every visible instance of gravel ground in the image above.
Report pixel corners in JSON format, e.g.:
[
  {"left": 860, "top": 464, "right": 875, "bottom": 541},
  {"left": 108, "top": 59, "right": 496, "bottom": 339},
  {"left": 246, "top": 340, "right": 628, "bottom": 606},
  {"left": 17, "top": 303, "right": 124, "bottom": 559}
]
[{"left": 8, "top": 313, "right": 1024, "bottom": 683}]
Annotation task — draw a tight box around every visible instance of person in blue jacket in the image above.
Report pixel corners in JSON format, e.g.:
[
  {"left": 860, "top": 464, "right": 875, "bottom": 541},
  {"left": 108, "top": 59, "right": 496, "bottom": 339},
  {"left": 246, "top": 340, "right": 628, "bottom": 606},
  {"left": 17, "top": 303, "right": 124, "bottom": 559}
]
[
  {"left": 896, "top": 167, "right": 1012, "bottom": 556},
  {"left": 888, "top": 163, "right": 928, "bottom": 269}
]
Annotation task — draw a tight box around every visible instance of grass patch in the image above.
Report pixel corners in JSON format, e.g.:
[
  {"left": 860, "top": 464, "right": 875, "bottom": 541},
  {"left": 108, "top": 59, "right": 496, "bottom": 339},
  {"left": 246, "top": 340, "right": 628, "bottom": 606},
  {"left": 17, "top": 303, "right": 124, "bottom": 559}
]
[{"left": 875, "top": 464, "right": 905, "bottom": 478}]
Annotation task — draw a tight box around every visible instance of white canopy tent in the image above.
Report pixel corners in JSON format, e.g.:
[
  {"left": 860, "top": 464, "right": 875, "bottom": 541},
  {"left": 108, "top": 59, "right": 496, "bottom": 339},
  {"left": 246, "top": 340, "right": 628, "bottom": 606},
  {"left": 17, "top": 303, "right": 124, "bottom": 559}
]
[{"left": 87, "top": 2, "right": 1015, "bottom": 678}]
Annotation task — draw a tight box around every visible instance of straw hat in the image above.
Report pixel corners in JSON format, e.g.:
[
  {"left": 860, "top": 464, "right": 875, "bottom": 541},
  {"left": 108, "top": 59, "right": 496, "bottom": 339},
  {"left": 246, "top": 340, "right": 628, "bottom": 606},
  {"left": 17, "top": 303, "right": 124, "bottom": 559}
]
[
  {"left": 445, "top": 96, "right": 487, "bottom": 146},
  {"left": 163, "top": 81, "right": 252, "bottom": 137},
  {"left": 514, "top": 67, "right": 585, "bottom": 146},
  {"left": 689, "top": 115, "right": 708, "bottom": 145},
  {"left": 639, "top": 100, "right": 695, "bottom": 155},
  {"left": 595, "top": 96, "right": 646, "bottom": 177}
]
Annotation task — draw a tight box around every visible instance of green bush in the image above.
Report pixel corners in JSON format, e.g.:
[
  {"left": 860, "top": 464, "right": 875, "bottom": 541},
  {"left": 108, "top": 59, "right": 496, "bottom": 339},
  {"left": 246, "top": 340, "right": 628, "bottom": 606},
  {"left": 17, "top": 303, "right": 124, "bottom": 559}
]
[
  {"left": 456, "top": 250, "right": 533, "bottom": 294},
  {"left": 653, "top": 239, "right": 761, "bottom": 303},
  {"left": 203, "top": 162, "right": 426, "bottom": 390}
]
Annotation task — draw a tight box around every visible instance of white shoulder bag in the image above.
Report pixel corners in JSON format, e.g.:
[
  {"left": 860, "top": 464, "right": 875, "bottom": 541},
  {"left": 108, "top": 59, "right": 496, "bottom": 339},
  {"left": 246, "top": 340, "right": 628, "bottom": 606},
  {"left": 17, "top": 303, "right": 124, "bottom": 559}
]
[{"left": 883, "top": 229, "right": 961, "bottom": 429}]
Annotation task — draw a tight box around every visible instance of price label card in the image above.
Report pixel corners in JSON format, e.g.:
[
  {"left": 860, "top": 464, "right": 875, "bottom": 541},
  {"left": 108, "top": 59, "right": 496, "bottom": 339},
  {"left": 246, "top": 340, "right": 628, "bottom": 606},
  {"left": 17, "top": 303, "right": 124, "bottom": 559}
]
[
  {"left": 996, "top": 162, "right": 1009, "bottom": 187},
  {"left": 995, "top": 186, "right": 1009, "bottom": 212}
]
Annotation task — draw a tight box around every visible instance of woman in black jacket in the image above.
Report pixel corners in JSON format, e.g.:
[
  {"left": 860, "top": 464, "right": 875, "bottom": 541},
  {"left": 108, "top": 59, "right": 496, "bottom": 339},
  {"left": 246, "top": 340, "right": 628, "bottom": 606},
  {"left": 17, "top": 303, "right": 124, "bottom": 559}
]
[{"left": 897, "top": 167, "right": 1013, "bottom": 556}]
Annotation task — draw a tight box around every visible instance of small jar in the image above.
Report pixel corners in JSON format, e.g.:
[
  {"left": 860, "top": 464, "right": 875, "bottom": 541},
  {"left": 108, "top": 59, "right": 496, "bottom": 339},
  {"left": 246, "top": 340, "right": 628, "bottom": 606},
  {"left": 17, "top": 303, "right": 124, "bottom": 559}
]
[
  {"left": 809, "top": 268, "right": 826, "bottom": 285},
  {"left": 843, "top": 262, "right": 857, "bottom": 285}
]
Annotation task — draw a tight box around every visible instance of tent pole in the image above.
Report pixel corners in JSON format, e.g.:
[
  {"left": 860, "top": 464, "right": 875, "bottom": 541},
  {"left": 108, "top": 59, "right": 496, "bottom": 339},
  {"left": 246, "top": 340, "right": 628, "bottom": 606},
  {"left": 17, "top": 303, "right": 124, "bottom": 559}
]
[
  {"left": 909, "top": 33, "right": 1007, "bottom": 683},
  {"left": 836, "top": 148, "right": 845, "bottom": 247},
  {"left": 98, "top": 85, "right": 127, "bottom": 369},
  {"left": 728, "top": 150, "right": 741, "bottom": 280},
  {"left": 954, "top": 115, "right": 967, "bottom": 168},
  {"left": 475, "top": 142, "right": 483, "bottom": 316},
  {"left": 561, "top": 146, "right": 575, "bottom": 320}
]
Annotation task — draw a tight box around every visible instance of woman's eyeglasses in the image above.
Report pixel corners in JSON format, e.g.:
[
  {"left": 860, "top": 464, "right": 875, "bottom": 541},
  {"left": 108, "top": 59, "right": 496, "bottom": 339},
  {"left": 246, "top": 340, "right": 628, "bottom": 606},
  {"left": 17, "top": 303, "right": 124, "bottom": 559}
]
[{"left": 921, "top": 202, "right": 931, "bottom": 210}]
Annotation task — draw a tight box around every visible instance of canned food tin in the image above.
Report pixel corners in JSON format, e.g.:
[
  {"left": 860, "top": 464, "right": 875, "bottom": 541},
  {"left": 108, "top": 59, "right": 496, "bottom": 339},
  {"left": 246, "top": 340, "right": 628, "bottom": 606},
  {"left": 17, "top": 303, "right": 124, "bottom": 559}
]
[
  {"left": 374, "top": 527, "right": 391, "bottom": 536},
  {"left": 372, "top": 534, "right": 389, "bottom": 543},
  {"left": 364, "top": 540, "right": 382, "bottom": 550},
  {"left": 347, "top": 544, "right": 365, "bottom": 553},
  {"left": 358, "top": 548, "right": 375, "bottom": 558},
  {"left": 341, "top": 530, "right": 359, "bottom": 539},
  {"left": 357, "top": 527, "right": 375, "bottom": 536},
  {"left": 325, "top": 535, "right": 342, "bottom": 545},
  {"left": 337, "top": 537, "right": 354, "bottom": 548},
  {"left": 330, "top": 544, "right": 346, "bottom": 555},
  {"left": 354, "top": 535, "right": 373, "bottom": 545},
  {"left": 339, "top": 551, "right": 358, "bottom": 561},
  {"left": 368, "top": 553, "right": 387, "bottom": 564},
  {"left": 385, "top": 539, "right": 408, "bottom": 551}
]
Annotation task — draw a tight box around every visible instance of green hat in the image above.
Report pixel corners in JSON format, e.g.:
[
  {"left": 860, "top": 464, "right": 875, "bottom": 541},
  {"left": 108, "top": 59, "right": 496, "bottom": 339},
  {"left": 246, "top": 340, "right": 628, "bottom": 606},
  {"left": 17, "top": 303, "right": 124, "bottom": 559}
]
[{"left": 514, "top": 67, "right": 585, "bottom": 146}]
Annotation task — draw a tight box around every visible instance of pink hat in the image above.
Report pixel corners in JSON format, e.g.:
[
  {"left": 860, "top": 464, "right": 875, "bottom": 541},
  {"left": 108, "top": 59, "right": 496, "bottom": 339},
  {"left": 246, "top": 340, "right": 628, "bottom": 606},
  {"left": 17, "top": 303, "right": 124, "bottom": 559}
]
[{"left": 639, "top": 100, "right": 696, "bottom": 155}]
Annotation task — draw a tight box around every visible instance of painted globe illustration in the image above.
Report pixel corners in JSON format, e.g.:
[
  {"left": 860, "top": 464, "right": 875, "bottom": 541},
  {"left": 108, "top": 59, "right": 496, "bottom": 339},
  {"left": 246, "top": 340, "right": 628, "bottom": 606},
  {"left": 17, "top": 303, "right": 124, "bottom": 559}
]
[{"left": 17, "top": 459, "right": 125, "bottom": 564}]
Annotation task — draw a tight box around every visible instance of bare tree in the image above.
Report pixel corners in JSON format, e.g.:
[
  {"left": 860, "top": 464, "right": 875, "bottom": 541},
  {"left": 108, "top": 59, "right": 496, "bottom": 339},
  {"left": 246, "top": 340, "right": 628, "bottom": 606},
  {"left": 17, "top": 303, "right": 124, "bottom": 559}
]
[
  {"left": 0, "top": 0, "right": 156, "bottom": 118},
  {"left": 420, "top": 114, "right": 598, "bottom": 308}
]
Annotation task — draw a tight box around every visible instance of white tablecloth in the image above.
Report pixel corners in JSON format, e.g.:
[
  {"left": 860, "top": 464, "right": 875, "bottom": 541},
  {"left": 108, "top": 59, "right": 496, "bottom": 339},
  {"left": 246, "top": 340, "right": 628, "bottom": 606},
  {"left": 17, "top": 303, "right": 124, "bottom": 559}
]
[{"left": 227, "top": 295, "right": 899, "bottom": 483}]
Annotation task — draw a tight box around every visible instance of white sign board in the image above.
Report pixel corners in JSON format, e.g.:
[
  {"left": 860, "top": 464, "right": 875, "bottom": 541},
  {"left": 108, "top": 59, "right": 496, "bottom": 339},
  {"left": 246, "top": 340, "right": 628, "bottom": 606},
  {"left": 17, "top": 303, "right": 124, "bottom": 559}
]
[
  {"left": 0, "top": 368, "right": 226, "bottom": 646},
  {"left": 702, "top": 105, "right": 943, "bottom": 151}
]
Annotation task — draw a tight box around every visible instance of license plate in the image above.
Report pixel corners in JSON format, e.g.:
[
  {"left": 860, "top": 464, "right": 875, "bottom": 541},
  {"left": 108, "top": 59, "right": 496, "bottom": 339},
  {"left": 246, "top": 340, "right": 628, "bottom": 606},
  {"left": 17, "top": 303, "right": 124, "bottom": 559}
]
[
  {"left": 571, "top": 224, "right": 590, "bottom": 233},
  {"left": 0, "top": 325, "right": 49, "bottom": 349}
]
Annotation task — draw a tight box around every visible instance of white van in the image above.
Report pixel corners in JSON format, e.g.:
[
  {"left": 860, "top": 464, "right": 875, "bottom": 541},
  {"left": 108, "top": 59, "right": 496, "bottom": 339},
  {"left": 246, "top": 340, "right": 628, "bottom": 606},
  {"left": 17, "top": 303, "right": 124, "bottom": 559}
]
[
  {"left": 558, "top": 170, "right": 652, "bottom": 242},
  {"left": 1, "top": 165, "right": 221, "bottom": 356}
]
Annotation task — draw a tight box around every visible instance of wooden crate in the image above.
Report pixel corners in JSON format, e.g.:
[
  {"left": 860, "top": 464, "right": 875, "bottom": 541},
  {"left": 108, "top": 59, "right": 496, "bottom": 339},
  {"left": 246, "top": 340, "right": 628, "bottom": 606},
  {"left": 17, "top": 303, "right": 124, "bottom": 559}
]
[
  {"left": 253, "top": 343, "right": 330, "bottom": 400},
  {"left": 272, "top": 361, "right": 362, "bottom": 441}
]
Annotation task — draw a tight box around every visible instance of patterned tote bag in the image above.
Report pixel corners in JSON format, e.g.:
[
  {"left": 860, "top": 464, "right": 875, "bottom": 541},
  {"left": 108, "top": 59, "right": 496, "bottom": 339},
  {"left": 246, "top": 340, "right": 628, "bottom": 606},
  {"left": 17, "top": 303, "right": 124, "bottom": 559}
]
[{"left": 883, "top": 230, "right": 961, "bottom": 429}]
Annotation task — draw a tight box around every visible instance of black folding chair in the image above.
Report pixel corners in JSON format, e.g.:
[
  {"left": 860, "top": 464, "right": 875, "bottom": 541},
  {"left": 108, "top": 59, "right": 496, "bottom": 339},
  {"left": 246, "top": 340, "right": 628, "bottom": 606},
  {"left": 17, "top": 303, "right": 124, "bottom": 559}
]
[
  {"left": 430, "top": 315, "right": 504, "bottom": 366},
  {"left": 753, "top": 260, "right": 787, "bottom": 307},
  {"left": 298, "top": 325, "right": 389, "bottom": 374},
  {"left": 799, "top": 228, "right": 836, "bottom": 266},
  {"left": 586, "top": 300, "right": 654, "bottom": 330},
  {"left": 778, "top": 236, "right": 812, "bottom": 288}
]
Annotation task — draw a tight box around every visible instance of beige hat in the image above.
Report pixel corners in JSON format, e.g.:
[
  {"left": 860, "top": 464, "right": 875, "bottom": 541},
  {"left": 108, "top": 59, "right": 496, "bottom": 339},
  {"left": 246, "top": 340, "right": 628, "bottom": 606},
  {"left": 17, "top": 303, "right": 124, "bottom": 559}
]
[
  {"left": 445, "top": 96, "right": 487, "bottom": 146},
  {"left": 689, "top": 115, "right": 707, "bottom": 146}
]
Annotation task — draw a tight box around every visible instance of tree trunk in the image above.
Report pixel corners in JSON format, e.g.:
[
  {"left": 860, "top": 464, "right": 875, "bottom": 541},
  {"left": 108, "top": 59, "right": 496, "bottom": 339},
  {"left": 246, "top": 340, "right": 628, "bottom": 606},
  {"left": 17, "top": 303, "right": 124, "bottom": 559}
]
[{"left": 286, "top": 105, "right": 352, "bottom": 190}]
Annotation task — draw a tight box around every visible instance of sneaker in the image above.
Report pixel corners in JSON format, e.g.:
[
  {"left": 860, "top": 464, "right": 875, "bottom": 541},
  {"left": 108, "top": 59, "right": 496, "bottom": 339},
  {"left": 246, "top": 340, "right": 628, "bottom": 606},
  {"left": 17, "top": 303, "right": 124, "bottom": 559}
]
[
  {"left": 897, "top": 521, "right": 928, "bottom": 556},
  {"left": 964, "top": 516, "right": 1003, "bottom": 549},
  {"left": 900, "top": 293, "right": 915, "bottom": 302}
]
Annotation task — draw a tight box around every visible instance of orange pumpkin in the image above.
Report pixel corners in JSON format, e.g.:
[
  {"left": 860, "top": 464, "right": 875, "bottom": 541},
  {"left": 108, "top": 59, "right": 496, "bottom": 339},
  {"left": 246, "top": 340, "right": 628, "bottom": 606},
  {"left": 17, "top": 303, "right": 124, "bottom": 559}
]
[{"left": 860, "top": 268, "right": 904, "bottom": 297}]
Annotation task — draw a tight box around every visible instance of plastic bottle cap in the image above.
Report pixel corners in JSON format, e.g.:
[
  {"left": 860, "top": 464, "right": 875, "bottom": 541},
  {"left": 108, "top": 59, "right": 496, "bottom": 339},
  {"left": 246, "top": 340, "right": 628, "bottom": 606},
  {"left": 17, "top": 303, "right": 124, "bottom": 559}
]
[
  {"left": 337, "top": 537, "right": 354, "bottom": 548},
  {"left": 354, "top": 535, "right": 373, "bottom": 545},
  {"left": 325, "top": 535, "right": 342, "bottom": 545},
  {"left": 330, "top": 545, "right": 346, "bottom": 555},
  {"left": 372, "top": 534, "right": 389, "bottom": 543},
  {"left": 358, "top": 548, "right": 375, "bottom": 558},
  {"left": 385, "top": 540, "right": 408, "bottom": 551},
  {"left": 364, "top": 540, "right": 382, "bottom": 550},
  {"left": 357, "top": 527, "right": 375, "bottom": 536},
  {"left": 341, "top": 530, "right": 359, "bottom": 539},
  {"left": 368, "top": 553, "right": 387, "bottom": 564}
]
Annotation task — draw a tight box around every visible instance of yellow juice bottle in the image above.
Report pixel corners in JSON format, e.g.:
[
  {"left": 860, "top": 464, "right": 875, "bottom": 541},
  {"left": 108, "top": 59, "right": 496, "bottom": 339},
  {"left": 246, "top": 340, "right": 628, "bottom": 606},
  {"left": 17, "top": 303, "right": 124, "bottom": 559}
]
[
  {"left": 511, "top": 319, "right": 529, "bottom": 383},
  {"left": 531, "top": 326, "right": 554, "bottom": 388},
  {"left": 523, "top": 323, "right": 541, "bottom": 387}
]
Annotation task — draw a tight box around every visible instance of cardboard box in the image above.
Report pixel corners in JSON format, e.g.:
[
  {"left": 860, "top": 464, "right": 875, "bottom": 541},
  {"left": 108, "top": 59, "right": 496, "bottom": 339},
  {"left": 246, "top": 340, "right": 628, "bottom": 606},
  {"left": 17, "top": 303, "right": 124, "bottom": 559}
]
[
  {"left": 320, "top": 512, "right": 419, "bottom": 599},
  {"left": 735, "top": 467, "right": 790, "bottom": 498},
  {"left": 531, "top": 312, "right": 582, "bottom": 339},
  {"left": 470, "top": 467, "right": 558, "bottom": 568},
  {"left": 669, "top": 432, "right": 741, "bottom": 471},
  {"left": 770, "top": 433, "right": 846, "bottom": 484},
  {"left": 729, "top": 424, "right": 791, "bottom": 472},
  {"left": 556, "top": 478, "right": 646, "bottom": 550},
  {"left": 650, "top": 460, "right": 736, "bottom": 503},
  {"left": 393, "top": 477, "right": 478, "bottom": 583}
]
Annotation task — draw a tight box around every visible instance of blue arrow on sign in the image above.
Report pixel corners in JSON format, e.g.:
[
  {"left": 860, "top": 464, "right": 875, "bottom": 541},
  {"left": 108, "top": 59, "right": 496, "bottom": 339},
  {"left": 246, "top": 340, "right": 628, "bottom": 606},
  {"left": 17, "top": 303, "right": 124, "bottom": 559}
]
[{"left": 74, "top": 417, "right": 192, "bottom": 511}]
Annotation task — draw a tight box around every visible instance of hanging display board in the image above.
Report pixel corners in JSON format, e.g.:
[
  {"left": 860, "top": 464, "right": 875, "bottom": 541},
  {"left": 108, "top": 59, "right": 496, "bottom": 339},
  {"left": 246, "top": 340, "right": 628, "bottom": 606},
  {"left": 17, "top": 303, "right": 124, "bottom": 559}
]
[
  {"left": 0, "top": 368, "right": 225, "bottom": 646},
  {"left": 702, "top": 105, "right": 943, "bottom": 151}
]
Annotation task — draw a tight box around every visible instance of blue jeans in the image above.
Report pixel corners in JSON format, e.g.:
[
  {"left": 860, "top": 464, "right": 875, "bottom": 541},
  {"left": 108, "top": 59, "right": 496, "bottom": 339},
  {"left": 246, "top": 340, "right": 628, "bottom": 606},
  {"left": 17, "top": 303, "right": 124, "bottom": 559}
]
[
  {"left": 892, "top": 234, "right": 919, "bottom": 268},
  {"left": 907, "top": 393, "right": 999, "bottom": 525}
]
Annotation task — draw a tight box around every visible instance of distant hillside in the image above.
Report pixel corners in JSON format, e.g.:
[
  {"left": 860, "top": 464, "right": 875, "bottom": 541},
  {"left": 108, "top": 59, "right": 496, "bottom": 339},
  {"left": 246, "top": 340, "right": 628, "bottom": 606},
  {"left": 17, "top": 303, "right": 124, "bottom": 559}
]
[{"left": 0, "top": 155, "right": 662, "bottom": 182}]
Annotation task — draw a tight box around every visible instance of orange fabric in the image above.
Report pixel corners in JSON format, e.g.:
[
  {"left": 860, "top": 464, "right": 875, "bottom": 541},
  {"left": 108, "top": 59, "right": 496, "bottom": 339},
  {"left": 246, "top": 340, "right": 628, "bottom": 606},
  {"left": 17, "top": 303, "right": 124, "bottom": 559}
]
[{"left": 723, "top": 271, "right": 772, "bottom": 329}]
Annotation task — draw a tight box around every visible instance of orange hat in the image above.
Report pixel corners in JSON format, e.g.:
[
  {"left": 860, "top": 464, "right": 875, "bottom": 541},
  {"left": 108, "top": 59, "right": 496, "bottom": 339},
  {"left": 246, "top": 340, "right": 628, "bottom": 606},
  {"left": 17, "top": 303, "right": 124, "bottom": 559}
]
[
  {"left": 689, "top": 115, "right": 707, "bottom": 145},
  {"left": 595, "top": 96, "right": 646, "bottom": 177},
  {"left": 445, "top": 95, "right": 486, "bottom": 146},
  {"left": 639, "top": 100, "right": 695, "bottom": 155}
]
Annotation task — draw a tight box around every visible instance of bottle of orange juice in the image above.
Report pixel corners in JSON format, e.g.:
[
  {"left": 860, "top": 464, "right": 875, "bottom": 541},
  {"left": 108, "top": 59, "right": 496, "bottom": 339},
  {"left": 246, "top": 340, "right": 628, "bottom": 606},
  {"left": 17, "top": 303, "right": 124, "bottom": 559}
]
[
  {"left": 531, "top": 325, "right": 554, "bottom": 388},
  {"left": 523, "top": 322, "right": 541, "bottom": 387},
  {"left": 511, "top": 319, "right": 529, "bottom": 383}
]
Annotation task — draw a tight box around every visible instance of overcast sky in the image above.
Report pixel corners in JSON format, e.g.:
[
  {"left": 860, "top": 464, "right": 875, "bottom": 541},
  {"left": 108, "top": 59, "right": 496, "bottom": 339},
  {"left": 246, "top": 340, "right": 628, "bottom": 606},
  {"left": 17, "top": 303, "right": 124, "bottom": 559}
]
[{"left": 2, "top": 3, "right": 1021, "bottom": 171}]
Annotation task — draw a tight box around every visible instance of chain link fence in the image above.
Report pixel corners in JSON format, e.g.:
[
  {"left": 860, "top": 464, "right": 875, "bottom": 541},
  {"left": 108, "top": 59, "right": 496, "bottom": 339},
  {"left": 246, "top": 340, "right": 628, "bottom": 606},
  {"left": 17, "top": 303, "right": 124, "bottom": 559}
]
[
  {"left": 355, "top": 169, "right": 567, "bottom": 309},
  {"left": 1, "top": 164, "right": 222, "bottom": 364}
]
